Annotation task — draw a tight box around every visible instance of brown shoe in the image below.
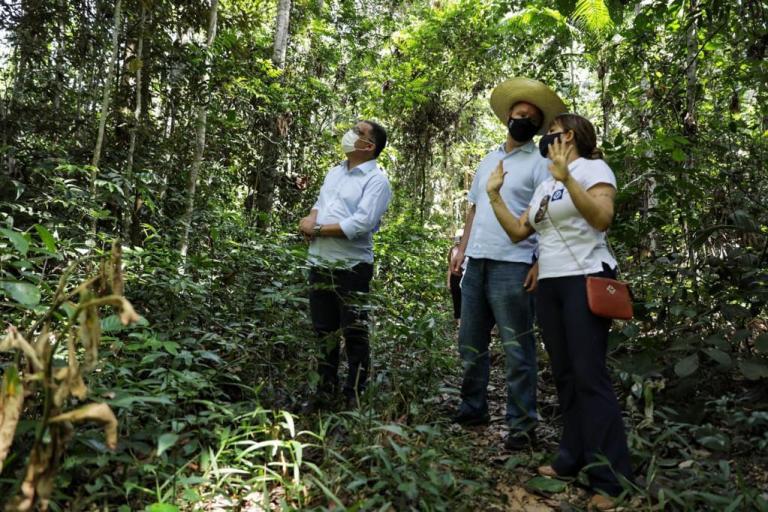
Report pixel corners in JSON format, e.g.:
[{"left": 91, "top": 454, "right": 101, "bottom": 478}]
[{"left": 588, "top": 494, "right": 621, "bottom": 511}]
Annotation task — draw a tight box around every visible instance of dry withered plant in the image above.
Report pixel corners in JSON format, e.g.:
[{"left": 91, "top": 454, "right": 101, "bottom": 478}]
[{"left": 0, "top": 242, "right": 140, "bottom": 511}]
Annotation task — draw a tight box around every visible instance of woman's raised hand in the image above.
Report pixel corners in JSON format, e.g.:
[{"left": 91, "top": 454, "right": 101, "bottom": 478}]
[
  {"left": 547, "top": 135, "right": 574, "bottom": 183},
  {"left": 486, "top": 161, "right": 507, "bottom": 195}
]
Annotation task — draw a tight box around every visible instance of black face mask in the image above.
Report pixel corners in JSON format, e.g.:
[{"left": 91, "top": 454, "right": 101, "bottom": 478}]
[
  {"left": 539, "top": 132, "right": 564, "bottom": 158},
  {"left": 507, "top": 117, "right": 539, "bottom": 142}
]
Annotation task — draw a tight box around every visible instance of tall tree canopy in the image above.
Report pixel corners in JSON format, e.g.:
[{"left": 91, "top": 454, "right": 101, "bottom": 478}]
[{"left": 0, "top": 0, "right": 766, "bottom": 509}]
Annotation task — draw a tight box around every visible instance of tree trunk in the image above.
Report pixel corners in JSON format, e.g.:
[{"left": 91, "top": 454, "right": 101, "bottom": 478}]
[
  {"left": 90, "top": 0, "right": 122, "bottom": 172},
  {"left": 599, "top": 58, "right": 611, "bottom": 142},
  {"left": 684, "top": 0, "right": 698, "bottom": 266},
  {"left": 157, "top": 88, "right": 177, "bottom": 220},
  {"left": 250, "top": 0, "right": 292, "bottom": 227},
  {"left": 124, "top": 3, "right": 146, "bottom": 243},
  {"left": 4, "top": 0, "right": 43, "bottom": 180},
  {"left": 52, "top": 0, "right": 66, "bottom": 123},
  {"left": 684, "top": 0, "right": 698, "bottom": 137},
  {"left": 179, "top": 0, "right": 218, "bottom": 260},
  {"left": 272, "top": 0, "right": 292, "bottom": 68}
]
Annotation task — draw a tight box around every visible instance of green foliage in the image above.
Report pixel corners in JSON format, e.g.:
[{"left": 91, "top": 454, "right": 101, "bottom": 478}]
[
  {"left": 572, "top": 0, "right": 615, "bottom": 36},
  {"left": 1, "top": 0, "right": 767, "bottom": 509}
]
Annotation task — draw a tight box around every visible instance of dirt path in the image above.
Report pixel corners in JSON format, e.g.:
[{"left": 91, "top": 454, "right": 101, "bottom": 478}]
[{"left": 444, "top": 344, "right": 592, "bottom": 511}]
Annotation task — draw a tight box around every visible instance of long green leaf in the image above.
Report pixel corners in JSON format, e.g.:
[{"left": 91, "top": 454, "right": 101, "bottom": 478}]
[
  {"left": 34, "top": 224, "right": 57, "bottom": 253},
  {"left": 526, "top": 476, "right": 568, "bottom": 493}
]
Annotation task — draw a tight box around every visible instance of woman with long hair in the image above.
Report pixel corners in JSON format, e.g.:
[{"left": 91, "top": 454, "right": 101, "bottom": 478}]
[{"left": 486, "top": 113, "right": 632, "bottom": 510}]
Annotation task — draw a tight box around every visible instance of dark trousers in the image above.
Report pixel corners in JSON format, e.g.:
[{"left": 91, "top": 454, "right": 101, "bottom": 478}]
[
  {"left": 449, "top": 273, "right": 462, "bottom": 319},
  {"left": 309, "top": 262, "right": 373, "bottom": 398},
  {"left": 536, "top": 268, "right": 632, "bottom": 496}
]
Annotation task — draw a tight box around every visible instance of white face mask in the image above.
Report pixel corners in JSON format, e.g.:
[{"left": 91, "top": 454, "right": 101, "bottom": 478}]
[{"left": 341, "top": 129, "right": 360, "bottom": 154}]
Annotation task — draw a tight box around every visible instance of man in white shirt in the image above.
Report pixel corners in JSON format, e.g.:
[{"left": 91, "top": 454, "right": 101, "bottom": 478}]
[
  {"left": 299, "top": 120, "right": 392, "bottom": 411},
  {"left": 450, "top": 78, "right": 565, "bottom": 450}
]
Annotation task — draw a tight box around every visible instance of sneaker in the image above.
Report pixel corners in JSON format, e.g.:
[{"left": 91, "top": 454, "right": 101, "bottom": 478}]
[
  {"left": 451, "top": 410, "right": 491, "bottom": 426},
  {"left": 504, "top": 430, "right": 536, "bottom": 450}
]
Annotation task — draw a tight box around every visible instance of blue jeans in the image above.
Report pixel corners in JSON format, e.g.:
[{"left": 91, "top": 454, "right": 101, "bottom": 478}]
[{"left": 457, "top": 258, "right": 537, "bottom": 433}]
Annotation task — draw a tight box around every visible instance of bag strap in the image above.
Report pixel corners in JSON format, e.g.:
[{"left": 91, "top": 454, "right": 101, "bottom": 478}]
[
  {"left": 543, "top": 181, "right": 619, "bottom": 276},
  {"left": 544, "top": 199, "right": 587, "bottom": 276}
]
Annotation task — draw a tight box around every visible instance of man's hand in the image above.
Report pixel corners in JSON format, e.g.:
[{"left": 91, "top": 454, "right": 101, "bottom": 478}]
[
  {"left": 299, "top": 216, "right": 316, "bottom": 243},
  {"left": 486, "top": 161, "right": 506, "bottom": 195},
  {"left": 450, "top": 246, "right": 465, "bottom": 275},
  {"left": 299, "top": 216, "right": 315, "bottom": 236},
  {"left": 523, "top": 262, "right": 539, "bottom": 292}
]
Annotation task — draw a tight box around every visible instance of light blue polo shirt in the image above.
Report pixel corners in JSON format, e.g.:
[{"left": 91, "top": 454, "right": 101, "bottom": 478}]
[
  {"left": 309, "top": 159, "right": 392, "bottom": 266},
  {"left": 466, "top": 141, "right": 550, "bottom": 263}
]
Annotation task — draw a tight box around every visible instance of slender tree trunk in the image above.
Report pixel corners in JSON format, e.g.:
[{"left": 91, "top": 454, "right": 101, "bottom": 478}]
[
  {"left": 568, "top": 39, "right": 578, "bottom": 112},
  {"left": 251, "top": 0, "right": 291, "bottom": 227},
  {"left": 599, "top": 58, "right": 610, "bottom": 142},
  {"left": 684, "top": 0, "right": 698, "bottom": 137},
  {"left": 179, "top": 0, "right": 218, "bottom": 259},
  {"left": 90, "top": 0, "right": 122, "bottom": 172},
  {"left": 5, "top": 0, "right": 34, "bottom": 179},
  {"left": 157, "top": 89, "right": 177, "bottom": 220},
  {"left": 52, "top": 0, "right": 66, "bottom": 125},
  {"left": 124, "top": 4, "right": 146, "bottom": 242},
  {"left": 273, "top": 0, "right": 291, "bottom": 68},
  {"left": 684, "top": 0, "right": 698, "bottom": 266}
]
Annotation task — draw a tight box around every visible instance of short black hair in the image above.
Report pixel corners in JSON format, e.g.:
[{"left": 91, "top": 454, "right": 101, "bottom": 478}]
[{"left": 363, "top": 120, "right": 387, "bottom": 157}]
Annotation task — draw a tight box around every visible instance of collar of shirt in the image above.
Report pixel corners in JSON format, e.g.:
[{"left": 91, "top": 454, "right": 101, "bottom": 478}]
[
  {"left": 341, "top": 159, "right": 378, "bottom": 174},
  {"left": 497, "top": 140, "right": 536, "bottom": 156}
]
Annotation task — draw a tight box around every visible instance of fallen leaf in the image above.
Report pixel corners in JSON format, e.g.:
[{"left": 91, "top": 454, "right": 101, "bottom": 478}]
[{"left": 498, "top": 482, "right": 554, "bottom": 511}]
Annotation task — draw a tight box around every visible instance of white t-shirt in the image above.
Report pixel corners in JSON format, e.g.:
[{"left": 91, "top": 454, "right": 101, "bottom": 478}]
[{"left": 527, "top": 157, "right": 617, "bottom": 279}]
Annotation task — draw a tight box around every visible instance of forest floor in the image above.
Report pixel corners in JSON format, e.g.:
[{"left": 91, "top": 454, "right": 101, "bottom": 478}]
[
  {"left": 288, "top": 328, "right": 635, "bottom": 512},
  {"left": 437, "top": 337, "right": 606, "bottom": 512},
  {"left": 261, "top": 319, "right": 767, "bottom": 512}
]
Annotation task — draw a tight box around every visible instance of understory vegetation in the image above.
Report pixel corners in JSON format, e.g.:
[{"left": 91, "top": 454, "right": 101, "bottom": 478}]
[{"left": 1, "top": 0, "right": 767, "bottom": 510}]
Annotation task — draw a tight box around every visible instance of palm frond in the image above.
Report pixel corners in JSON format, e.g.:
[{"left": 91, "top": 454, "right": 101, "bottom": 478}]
[{"left": 572, "top": 0, "right": 615, "bottom": 35}]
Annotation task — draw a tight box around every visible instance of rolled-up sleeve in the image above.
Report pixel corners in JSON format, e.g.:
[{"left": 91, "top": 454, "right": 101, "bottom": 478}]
[{"left": 338, "top": 176, "right": 392, "bottom": 240}]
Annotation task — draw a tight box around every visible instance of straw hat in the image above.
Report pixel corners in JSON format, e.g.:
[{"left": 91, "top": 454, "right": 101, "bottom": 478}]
[{"left": 489, "top": 78, "right": 567, "bottom": 135}]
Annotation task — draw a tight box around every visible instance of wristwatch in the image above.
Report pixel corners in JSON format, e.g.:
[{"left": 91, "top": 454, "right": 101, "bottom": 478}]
[{"left": 313, "top": 223, "right": 322, "bottom": 236}]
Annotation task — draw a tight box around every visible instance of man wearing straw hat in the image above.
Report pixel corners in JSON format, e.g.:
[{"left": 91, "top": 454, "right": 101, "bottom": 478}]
[{"left": 450, "top": 78, "right": 566, "bottom": 449}]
